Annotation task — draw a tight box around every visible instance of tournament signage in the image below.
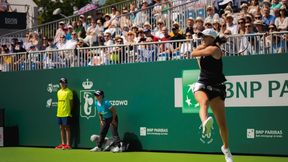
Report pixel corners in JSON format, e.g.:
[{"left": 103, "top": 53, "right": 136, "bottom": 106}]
[{"left": 0, "top": 12, "right": 26, "bottom": 29}]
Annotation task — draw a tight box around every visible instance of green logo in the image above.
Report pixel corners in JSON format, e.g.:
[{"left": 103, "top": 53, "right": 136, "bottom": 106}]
[{"left": 182, "top": 70, "right": 212, "bottom": 114}]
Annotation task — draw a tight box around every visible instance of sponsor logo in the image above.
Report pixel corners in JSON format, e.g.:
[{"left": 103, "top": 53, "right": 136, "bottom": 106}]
[
  {"left": 110, "top": 100, "right": 128, "bottom": 106},
  {"left": 139, "top": 127, "right": 169, "bottom": 136},
  {"left": 247, "top": 129, "right": 283, "bottom": 139},
  {"left": 46, "top": 98, "right": 58, "bottom": 108},
  {"left": 47, "top": 83, "right": 60, "bottom": 93},
  {"left": 80, "top": 79, "right": 96, "bottom": 119},
  {"left": 199, "top": 124, "right": 214, "bottom": 144},
  {"left": 175, "top": 73, "right": 288, "bottom": 108}
]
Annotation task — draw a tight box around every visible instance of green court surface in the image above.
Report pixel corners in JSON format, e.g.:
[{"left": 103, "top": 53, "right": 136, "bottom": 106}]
[{"left": 0, "top": 147, "right": 287, "bottom": 162}]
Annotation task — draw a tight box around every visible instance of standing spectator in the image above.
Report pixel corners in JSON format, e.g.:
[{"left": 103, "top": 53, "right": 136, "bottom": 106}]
[
  {"left": 275, "top": 6, "right": 288, "bottom": 31},
  {"left": 134, "top": 1, "right": 149, "bottom": 27},
  {"left": 90, "top": 90, "right": 121, "bottom": 153},
  {"left": 54, "top": 21, "right": 66, "bottom": 44},
  {"left": 55, "top": 78, "right": 73, "bottom": 150},
  {"left": 84, "top": 19, "right": 97, "bottom": 46}
]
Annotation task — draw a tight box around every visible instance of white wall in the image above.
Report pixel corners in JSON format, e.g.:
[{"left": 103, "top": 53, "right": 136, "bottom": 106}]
[{"left": 7, "top": 0, "right": 38, "bottom": 28}]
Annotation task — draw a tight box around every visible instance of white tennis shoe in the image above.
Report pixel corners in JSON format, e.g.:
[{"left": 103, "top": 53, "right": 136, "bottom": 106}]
[
  {"left": 202, "top": 116, "right": 213, "bottom": 134},
  {"left": 221, "top": 145, "right": 233, "bottom": 162}
]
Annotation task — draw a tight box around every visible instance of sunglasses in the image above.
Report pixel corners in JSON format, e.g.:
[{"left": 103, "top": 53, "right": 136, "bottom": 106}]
[
  {"left": 186, "top": 35, "right": 192, "bottom": 37},
  {"left": 238, "top": 21, "right": 245, "bottom": 24},
  {"left": 255, "top": 17, "right": 261, "bottom": 19},
  {"left": 245, "top": 25, "right": 251, "bottom": 28}
]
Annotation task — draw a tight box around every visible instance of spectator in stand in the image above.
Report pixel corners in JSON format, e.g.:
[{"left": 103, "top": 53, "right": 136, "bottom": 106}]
[
  {"left": 275, "top": 6, "right": 288, "bottom": 31},
  {"left": 254, "top": 20, "right": 267, "bottom": 33},
  {"left": 131, "top": 25, "right": 139, "bottom": 38},
  {"left": 144, "top": 28, "right": 159, "bottom": 42},
  {"left": 248, "top": 0, "right": 261, "bottom": 15},
  {"left": 185, "top": 17, "right": 194, "bottom": 35},
  {"left": 56, "top": 35, "right": 67, "bottom": 50},
  {"left": 154, "top": 19, "right": 165, "bottom": 39},
  {"left": 195, "top": 17, "right": 205, "bottom": 29},
  {"left": 135, "top": 1, "right": 149, "bottom": 27},
  {"left": 84, "top": 19, "right": 97, "bottom": 46},
  {"left": 23, "top": 33, "right": 32, "bottom": 51},
  {"left": 65, "top": 31, "right": 78, "bottom": 49},
  {"left": 129, "top": 3, "right": 137, "bottom": 23},
  {"left": 104, "top": 32, "right": 114, "bottom": 46},
  {"left": 136, "top": 28, "right": 146, "bottom": 43},
  {"left": 271, "top": 0, "right": 282, "bottom": 11},
  {"left": 111, "top": 10, "right": 121, "bottom": 28},
  {"left": 143, "top": 22, "right": 152, "bottom": 31},
  {"left": 262, "top": 7, "right": 276, "bottom": 26},
  {"left": 225, "top": 13, "right": 238, "bottom": 34},
  {"left": 213, "top": 19, "right": 222, "bottom": 33},
  {"left": 65, "top": 25, "right": 74, "bottom": 41},
  {"left": 220, "top": 19, "right": 227, "bottom": 34},
  {"left": 31, "top": 32, "right": 40, "bottom": 49},
  {"left": 265, "top": 24, "right": 285, "bottom": 53},
  {"left": 110, "top": 6, "right": 117, "bottom": 20},
  {"left": 120, "top": 9, "right": 132, "bottom": 29},
  {"left": 179, "top": 32, "right": 193, "bottom": 59},
  {"left": 170, "top": 22, "right": 183, "bottom": 37},
  {"left": 204, "top": 20, "right": 214, "bottom": 29},
  {"left": 205, "top": 5, "right": 220, "bottom": 23},
  {"left": 86, "top": 15, "right": 92, "bottom": 29},
  {"left": 75, "top": 20, "right": 86, "bottom": 39},
  {"left": 96, "top": 19, "right": 104, "bottom": 35},
  {"left": 160, "top": 27, "right": 171, "bottom": 41},
  {"left": 103, "top": 14, "right": 112, "bottom": 30},
  {"left": 238, "top": 17, "right": 246, "bottom": 34},
  {"left": 46, "top": 38, "right": 57, "bottom": 51},
  {"left": 193, "top": 25, "right": 205, "bottom": 40},
  {"left": 152, "top": 0, "right": 162, "bottom": 23},
  {"left": 105, "top": 22, "right": 117, "bottom": 38},
  {"left": 79, "top": 15, "right": 88, "bottom": 31},
  {"left": 161, "top": 0, "right": 172, "bottom": 20},
  {"left": 125, "top": 31, "right": 136, "bottom": 45},
  {"left": 39, "top": 36, "right": 49, "bottom": 51},
  {"left": 0, "top": 0, "right": 9, "bottom": 12},
  {"left": 239, "top": 3, "right": 249, "bottom": 16},
  {"left": 54, "top": 21, "right": 66, "bottom": 44},
  {"left": 13, "top": 41, "right": 26, "bottom": 53}
]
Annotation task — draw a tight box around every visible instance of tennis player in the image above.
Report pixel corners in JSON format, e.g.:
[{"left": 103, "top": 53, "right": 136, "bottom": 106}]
[{"left": 191, "top": 29, "right": 233, "bottom": 162}]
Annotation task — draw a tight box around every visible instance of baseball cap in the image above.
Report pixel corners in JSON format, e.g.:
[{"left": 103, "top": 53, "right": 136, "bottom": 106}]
[
  {"left": 201, "top": 29, "right": 218, "bottom": 39},
  {"left": 59, "top": 78, "right": 68, "bottom": 84},
  {"left": 94, "top": 90, "right": 104, "bottom": 96}
]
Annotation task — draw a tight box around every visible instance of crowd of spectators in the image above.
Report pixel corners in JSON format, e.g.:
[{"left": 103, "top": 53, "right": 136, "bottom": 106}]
[{"left": 0, "top": 0, "right": 288, "bottom": 71}]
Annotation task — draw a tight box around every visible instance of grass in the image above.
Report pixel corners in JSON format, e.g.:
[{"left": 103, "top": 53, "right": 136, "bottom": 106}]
[{"left": 0, "top": 147, "right": 287, "bottom": 162}]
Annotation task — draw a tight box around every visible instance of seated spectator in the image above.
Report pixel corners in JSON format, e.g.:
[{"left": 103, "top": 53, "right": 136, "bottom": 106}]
[
  {"left": 213, "top": 19, "right": 222, "bottom": 33},
  {"left": 239, "top": 3, "right": 249, "bottom": 15},
  {"left": 154, "top": 19, "right": 165, "bottom": 38},
  {"left": 23, "top": 33, "right": 32, "bottom": 51},
  {"left": 110, "top": 6, "right": 117, "bottom": 20},
  {"left": 65, "top": 25, "right": 74, "bottom": 40},
  {"left": 185, "top": 17, "right": 194, "bottom": 35},
  {"left": 179, "top": 32, "right": 193, "bottom": 59},
  {"left": 194, "top": 17, "right": 204, "bottom": 29},
  {"left": 160, "top": 27, "right": 171, "bottom": 41},
  {"left": 136, "top": 28, "right": 146, "bottom": 43},
  {"left": 262, "top": 7, "right": 276, "bottom": 26},
  {"left": 46, "top": 38, "right": 57, "bottom": 51},
  {"left": 248, "top": 0, "right": 261, "bottom": 15},
  {"left": 143, "top": 22, "right": 152, "bottom": 31},
  {"left": 265, "top": 24, "right": 285, "bottom": 53},
  {"left": 110, "top": 36, "right": 125, "bottom": 64},
  {"left": 204, "top": 19, "right": 213, "bottom": 29},
  {"left": 103, "top": 14, "right": 112, "bottom": 30},
  {"left": 125, "top": 31, "right": 136, "bottom": 45},
  {"left": 205, "top": 5, "right": 220, "bottom": 23},
  {"left": 0, "top": 0, "right": 9, "bottom": 12},
  {"left": 54, "top": 21, "right": 66, "bottom": 44},
  {"left": 275, "top": 6, "right": 288, "bottom": 31},
  {"left": 75, "top": 20, "right": 86, "bottom": 39},
  {"left": 237, "top": 17, "right": 246, "bottom": 34},
  {"left": 144, "top": 29, "right": 159, "bottom": 42},
  {"left": 39, "top": 36, "right": 49, "bottom": 51},
  {"left": 169, "top": 22, "right": 184, "bottom": 37},
  {"left": 271, "top": 0, "right": 282, "bottom": 11},
  {"left": 225, "top": 13, "right": 238, "bottom": 34},
  {"left": 65, "top": 31, "right": 78, "bottom": 49},
  {"left": 79, "top": 15, "right": 88, "bottom": 31},
  {"left": 56, "top": 35, "right": 67, "bottom": 50}
]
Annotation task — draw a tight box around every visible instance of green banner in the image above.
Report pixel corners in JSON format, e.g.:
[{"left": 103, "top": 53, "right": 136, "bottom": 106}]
[{"left": 0, "top": 55, "right": 288, "bottom": 155}]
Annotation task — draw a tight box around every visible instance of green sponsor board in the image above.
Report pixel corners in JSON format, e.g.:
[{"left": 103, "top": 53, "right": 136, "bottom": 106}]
[{"left": 0, "top": 55, "right": 288, "bottom": 155}]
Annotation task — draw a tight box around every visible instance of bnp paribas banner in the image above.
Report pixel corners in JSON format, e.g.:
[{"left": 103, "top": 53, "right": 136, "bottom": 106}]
[{"left": 175, "top": 69, "right": 288, "bottom": 155}]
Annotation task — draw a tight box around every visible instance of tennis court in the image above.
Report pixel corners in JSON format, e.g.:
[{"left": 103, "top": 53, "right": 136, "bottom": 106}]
[{"left": 0, "top": 147, "right": 287, "bottom": 162}]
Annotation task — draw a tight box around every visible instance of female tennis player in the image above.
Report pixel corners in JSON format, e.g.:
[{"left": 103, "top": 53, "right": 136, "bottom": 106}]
[{"left": 191, "top": 29, "right": 233, "bottom": 162}]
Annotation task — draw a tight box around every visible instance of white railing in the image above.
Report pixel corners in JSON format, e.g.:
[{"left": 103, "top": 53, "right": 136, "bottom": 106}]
[{"left": 1, "top": 32, "right": 287, "bottom": 72}]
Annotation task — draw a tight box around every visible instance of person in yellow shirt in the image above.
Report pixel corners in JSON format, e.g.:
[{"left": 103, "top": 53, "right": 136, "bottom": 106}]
[{"left": 55, "top": 78, "right": 73, "bottom": 150}]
